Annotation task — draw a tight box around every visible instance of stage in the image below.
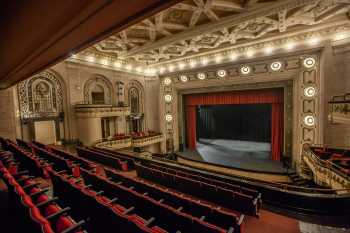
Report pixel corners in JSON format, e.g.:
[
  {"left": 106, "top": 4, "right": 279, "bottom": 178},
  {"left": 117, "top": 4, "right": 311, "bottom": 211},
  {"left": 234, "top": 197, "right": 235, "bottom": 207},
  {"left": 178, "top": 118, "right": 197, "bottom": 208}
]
[{"left": 177, "top": 138, "right": 285, "bottom": 174}]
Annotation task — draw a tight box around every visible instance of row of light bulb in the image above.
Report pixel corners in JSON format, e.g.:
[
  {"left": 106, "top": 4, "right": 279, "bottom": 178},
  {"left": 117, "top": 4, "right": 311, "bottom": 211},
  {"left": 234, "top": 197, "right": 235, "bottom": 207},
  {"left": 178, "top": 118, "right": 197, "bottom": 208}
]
[
  {"left": 153, "top": 34, "right": 335, "bottom": 75},
  {"left": 73, "top": 32, "right": 346, "bottom": 76},
  {"left": 162, "top": 58, "right": 317, "bottom": 125},
  {"left": 163, "top": 57, "right": 316, "bottom": 83}
]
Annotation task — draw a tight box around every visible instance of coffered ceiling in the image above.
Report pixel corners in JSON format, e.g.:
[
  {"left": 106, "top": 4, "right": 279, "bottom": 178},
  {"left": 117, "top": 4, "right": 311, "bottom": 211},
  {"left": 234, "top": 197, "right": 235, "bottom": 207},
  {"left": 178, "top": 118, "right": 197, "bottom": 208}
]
[{"left": 84, "top": 0, "right": 350, "bottom": 65}]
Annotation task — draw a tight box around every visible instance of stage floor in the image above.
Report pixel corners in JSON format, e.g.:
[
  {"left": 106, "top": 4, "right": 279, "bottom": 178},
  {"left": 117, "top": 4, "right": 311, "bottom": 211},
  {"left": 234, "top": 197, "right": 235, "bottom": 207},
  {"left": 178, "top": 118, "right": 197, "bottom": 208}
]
[{"left": 178, "top": 138, "right": 285, "bottom": 173}]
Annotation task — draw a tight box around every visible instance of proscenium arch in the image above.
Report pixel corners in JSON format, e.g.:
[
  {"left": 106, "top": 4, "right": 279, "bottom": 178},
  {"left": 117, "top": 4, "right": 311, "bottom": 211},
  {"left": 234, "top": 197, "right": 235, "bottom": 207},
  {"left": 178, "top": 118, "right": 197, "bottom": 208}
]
[{"left": 84, "top": 75, "right": 113, "bottom": 104}]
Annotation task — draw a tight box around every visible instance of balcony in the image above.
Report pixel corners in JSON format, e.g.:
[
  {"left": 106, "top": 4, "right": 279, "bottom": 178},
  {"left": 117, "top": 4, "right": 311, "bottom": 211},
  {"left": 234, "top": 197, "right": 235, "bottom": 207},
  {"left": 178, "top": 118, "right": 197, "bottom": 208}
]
[
  {"left": 132, "top": 133, "right": 164, "bottom": 147},
  {"left": 302, "top": 144, "right": 350, "bottom": 193},
  {"left": 74, "top": 103, "right": 130, "bottom": 118},
  {"left": 95, "top": 136, "right": 132, "bottom": 150},
  {"left": 328, "top": 93, "right": 350, "bottom": 125}
]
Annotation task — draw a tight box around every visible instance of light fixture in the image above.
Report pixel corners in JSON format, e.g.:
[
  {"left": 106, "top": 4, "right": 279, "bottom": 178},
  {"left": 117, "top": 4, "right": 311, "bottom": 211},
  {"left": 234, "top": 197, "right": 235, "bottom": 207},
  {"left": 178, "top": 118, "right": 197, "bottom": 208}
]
[
  {"left": 101, "top": 59, "right": 109, "bottom": 65},
  {"left": 246, "top": 50, "right": 254, "bottom": 58},
  {"left": 303, "top": 57, "right": 316, "bottom": 68},
  {"left": 264, "top": 47, "right": 274, "bottom": 54},
  {"left": 87, "top": 56, "right": 95, "bottom": 62},
  {"left": 136, "top": 66, "right": 142, "bottom": 73},
  {"left": 165, "top": 114, "right": 173, "bottom": 122},
  {"left": 304, "top": 115, "right": 315, "bottom": 126},
  {"left": 201, "top": 58, "right": 209, "bottom": 65},
  {"left": 178, "top": 62, "right": 185, "bottom": 69},
  {"left": 197, "top": 72, "right": 206, "bottom": 80},
  {"left": 159, "top": 67, "right": 166, "bottom": 74},
  {"left": 334, "top": 33, "right": 346, "bottom": 41},
  {"left": 163, "top": 78, "right": 172, "bottom": 86},
  {"left": 230, "top": 52, "right": 238, "bottom": 60},
  {"left": 125, "top": 64, "right": 132, "bottom": 70},
  {"left": 308, "top": 37, "right": 320, "bottom": 45},
  {"left": 168, "top": 64, "right": 174, "bottom": 72},
  {"left": 304, "top": 87, "right": 316, "bottom": 97},
  {"left": 190, "top": 60, "right": 197, "bottom": 68},
  {"left": 270, "top": 61, "right": 282, "bottom": 71},
  {"left": 285, "top": 42, "right": 296, "bottom": 50},
  {"left": 114, "top": 61, "right": 122, "bottom": 68},
  {"left": 180, "top": 75, "right": 188, "bottom": 82},
  {"left": 240, "top": 65, "right": 251, "bottom": 75},
  {"left": 217, "top": 69, "right": 227, "bottom": 78},
  {"left": 164, "top": 94, "right": 172, "bottom": 103},
  {"left": 215, "top": 55, "right": 223, "bottom": 63}
]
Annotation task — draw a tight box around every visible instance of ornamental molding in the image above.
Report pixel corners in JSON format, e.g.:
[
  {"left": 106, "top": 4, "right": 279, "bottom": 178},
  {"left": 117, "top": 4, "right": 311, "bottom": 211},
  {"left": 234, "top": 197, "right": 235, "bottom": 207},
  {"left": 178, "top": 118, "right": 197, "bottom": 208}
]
[{"left": 87, "top": 0, "right": 349, "bottom": 65}]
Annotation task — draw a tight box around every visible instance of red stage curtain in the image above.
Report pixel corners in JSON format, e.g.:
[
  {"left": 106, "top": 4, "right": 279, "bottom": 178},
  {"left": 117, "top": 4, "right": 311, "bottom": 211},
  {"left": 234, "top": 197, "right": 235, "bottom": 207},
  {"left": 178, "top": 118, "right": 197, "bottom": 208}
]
[
  {"left": 186, "top": 106, "right": 197, "bottom": 149},
  {"left": 185, "top": 88, "right": 284, "bottom": 160},
  {"left": 271, "top": 103, "right": 284, "bottom": 161}
]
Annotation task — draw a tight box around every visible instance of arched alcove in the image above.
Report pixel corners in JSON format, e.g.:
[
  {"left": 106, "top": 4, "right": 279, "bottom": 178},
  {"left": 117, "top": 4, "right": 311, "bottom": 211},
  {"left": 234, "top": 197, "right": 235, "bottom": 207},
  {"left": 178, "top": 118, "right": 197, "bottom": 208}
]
[{"left": 84, "top": 75, "right": 112, "bottom": 104}]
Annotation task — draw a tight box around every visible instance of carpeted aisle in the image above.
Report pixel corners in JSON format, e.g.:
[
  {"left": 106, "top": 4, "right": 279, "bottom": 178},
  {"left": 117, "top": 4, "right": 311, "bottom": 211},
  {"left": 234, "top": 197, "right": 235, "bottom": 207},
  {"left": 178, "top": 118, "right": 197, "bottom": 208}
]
[{"left": 243, "top": 210, "right": 301, "bottom": 233}]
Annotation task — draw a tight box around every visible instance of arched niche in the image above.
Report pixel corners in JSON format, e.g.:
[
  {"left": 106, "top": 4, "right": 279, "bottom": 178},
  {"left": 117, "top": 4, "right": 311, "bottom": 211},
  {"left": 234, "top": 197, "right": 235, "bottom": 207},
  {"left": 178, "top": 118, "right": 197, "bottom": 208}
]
[
  {"left": 18, "top": 70, "right": 64, "bottom": 117},
  {"left": 124, "top": 80, "right": 144, "bottom": 114},
  {"left": 84, "top": 75, "right": 112, "bottom": 104},
  {"left": 17, "top": 70, "right": 66, "bottom": 144}
]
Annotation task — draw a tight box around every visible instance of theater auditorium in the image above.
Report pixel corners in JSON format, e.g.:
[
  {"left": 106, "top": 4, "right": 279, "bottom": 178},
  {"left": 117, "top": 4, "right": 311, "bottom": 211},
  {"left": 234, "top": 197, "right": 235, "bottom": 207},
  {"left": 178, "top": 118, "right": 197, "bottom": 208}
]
[{"left": 0, "top": 1, "right": 350, "bottom": 232}]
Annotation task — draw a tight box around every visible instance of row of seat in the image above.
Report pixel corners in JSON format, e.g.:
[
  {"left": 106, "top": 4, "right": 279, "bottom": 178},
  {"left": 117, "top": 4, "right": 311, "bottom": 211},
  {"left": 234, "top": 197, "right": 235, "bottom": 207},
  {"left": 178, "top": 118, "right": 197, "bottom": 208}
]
[
  {"left": 101, "top": 167, "right": 243, "bottom": 232},
  {"left": 29, "top": 144, "right": 243, "bottom": 232},
  {"left": 136, "top": 162, "right": 260, "bottom": 216},
  {"left": 79, "top": 168, "right": 236, "bottom": 233},
  {"left": 0, "top": 151, "right": 86, "bottom": 233},
  {"left": 48, "top": 147, "right": 97, "bottom": 171},
  {"left": 29, "top": 143, "right": 244, "bottom": 232},
  {"left": 49, "top": 169, "right": 169, "bottom": 233},
  {"left": 90, "top": 147, "right": 135, "bottom": 169},
  {"left": 147, "top": 161, "right": 260, "bottom": 199},
  {"left": 76, "top": 147, "right": 129, "bottom": 171}
]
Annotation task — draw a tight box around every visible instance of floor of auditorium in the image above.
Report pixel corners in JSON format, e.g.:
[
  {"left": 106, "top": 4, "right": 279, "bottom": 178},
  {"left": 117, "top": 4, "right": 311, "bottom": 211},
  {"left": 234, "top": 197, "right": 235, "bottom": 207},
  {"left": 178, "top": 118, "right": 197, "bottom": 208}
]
[{"left": 178, "top": 138, "right": 285, "bottom": 173}]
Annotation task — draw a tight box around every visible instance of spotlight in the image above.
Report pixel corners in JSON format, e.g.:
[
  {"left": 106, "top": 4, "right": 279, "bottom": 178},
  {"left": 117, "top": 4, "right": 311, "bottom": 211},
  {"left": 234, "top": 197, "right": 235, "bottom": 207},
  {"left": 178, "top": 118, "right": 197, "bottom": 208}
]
[
  {"left": 190, "top": 60, "right": 197, "bottom": 68},
  {"left": 246, "top": 50, "right": 254, "bottom": 58}
]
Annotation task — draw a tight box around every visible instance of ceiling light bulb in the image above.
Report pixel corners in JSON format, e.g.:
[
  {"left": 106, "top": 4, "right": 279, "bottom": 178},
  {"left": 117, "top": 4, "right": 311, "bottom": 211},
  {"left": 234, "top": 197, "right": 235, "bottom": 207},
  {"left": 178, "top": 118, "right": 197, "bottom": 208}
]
[
  {"left": 230, "top": 53, "right": 237, "bottom": 60},
  {"left": 178, "top": 62, "right": 185, "bottom": 69},
  {"left": 168, "top": 65, "right": 174, "bottom": 72},
  {"left": 215, "top": 55, "right": 222, "bottom": 63},
  {"left": 159, "top": 67, "right": 165, "bottom": 74},
  {"left": 87, "top": 56, "right": 95, "bottom": 62},
  {"left": 246, "top": 50, "right": 254, "bottom": 58},
  {"left": 264, "top": 47, "right": 274, "bottom": 54},
  {"left": 285, "top": 42, "right": 296, "bottom": 50},
  {"left": 114, "top": 61, "right": 122, "bottom": 68},
  {"left": 190, "top": 60, "right": 197, "bottom": 68},
  {"left": 335, "top": 33, "right": 346, "bottom": 41},
  {"left": 201, "top": 58, "right": 209, "bottom": 65},
  {"left": 125, "top": 64, "right": 132, "bottom": 70},
  {"left": 101, "top": 59, "right": 109, "bottom": 65},
  {"left": 308, "top": 37, "right": 320, "bottom": 45}
]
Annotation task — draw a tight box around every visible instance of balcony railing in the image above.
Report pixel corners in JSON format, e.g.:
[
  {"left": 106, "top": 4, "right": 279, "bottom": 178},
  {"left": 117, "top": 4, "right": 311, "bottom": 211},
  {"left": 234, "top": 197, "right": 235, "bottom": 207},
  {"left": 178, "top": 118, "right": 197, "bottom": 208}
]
[
  {"left": 132, "top": 134, "right": 164, "bottom": 147},
  {"left": 328, "top": 93, "right": 350, "bottom": 125},
  {"left": 95, "top": 137, "right": 132, "bottom": 150},
  {"left": 94, "top": 133, "right": 164, "bottom": 149},
  {"left": 302, "top": 144, "right": 350, "bottom": 192},
  {"left": 74, "top": 103, "right": 130, "bottom": 118}
]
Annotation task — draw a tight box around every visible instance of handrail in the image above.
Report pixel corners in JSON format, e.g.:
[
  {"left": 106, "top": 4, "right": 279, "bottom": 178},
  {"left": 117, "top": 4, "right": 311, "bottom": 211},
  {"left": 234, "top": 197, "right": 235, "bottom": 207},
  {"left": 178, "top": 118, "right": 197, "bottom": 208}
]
[
  {"left": 303, "top": 144, "right": 350, "bottom": 181},
  {"left": 175, "top": 153, "right": 350, "bottom": 194}
]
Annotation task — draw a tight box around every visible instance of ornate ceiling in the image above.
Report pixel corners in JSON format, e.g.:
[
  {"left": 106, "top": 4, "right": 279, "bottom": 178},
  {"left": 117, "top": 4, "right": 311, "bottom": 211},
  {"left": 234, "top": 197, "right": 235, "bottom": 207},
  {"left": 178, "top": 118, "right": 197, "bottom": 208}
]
[{"left": 82, "top": 0, "right": 350, "bottom": 66}]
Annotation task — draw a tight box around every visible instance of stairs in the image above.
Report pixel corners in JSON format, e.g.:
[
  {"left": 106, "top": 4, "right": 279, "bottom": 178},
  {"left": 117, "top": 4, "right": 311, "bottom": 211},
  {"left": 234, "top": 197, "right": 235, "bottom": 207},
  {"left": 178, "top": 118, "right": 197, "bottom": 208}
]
[{"left": 287, "top": 171, "right": 330, "bottom": 189}]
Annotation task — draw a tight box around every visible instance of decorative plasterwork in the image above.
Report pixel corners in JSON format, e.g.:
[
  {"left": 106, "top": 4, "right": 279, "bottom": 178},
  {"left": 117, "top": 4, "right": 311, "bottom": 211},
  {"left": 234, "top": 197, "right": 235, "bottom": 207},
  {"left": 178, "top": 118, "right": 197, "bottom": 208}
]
[
  {"left": 124, "top": 80, "right": 145, "bottom": 114},
  {"left": 89, "top": 0, "right": 349, "bottom": 64},
  {"left": 18, "top": 70, "right": 64, "bottom": 119},
  {"left": 159, "top": 52, "right": 321, "bottom": 169}
]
